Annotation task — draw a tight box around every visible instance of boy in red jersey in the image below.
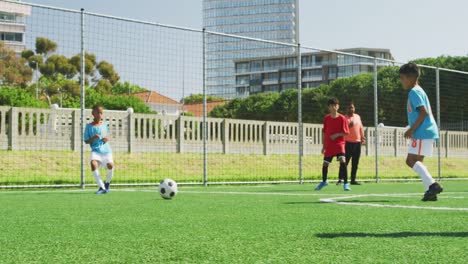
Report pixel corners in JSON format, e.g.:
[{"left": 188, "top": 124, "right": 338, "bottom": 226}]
[{"left": 315, "top": 98, "right": 351, "bottom": 191}]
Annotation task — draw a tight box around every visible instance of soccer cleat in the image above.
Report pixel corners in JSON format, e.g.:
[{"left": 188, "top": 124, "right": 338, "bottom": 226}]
[
  {"left": 336, "top": 179, "right": 342, "bottom": 185},
  {"left": 104, "top": 182, "right": 110, "bottom": 192},
  {"left": 315, "top": 181, "right": 328, "bottom": 191},
  {"left": 350, "top": 181, "right": 361, "bottom": 185},
  {"left": 421, "top": 182, "right": 443, "bottom": 202},
  {"left": 95, "top": 188, "right": 108, "bottom": 195},
  {"left": 343, "top": 183, "right": 351, "bottom": 191}
]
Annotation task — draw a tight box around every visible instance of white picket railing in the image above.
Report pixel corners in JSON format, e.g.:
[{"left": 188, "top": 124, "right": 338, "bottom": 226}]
[{"left": 1, "top": 106, "right": 467, "bottom": 158}]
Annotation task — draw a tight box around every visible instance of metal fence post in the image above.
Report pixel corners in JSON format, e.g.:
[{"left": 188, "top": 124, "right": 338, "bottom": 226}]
[
  {"left": 297, "top": 43, "right": 303, "bottom": 184},
  {"left": 202, "top": 28, "right": 207, "bottom": 186},
  {"left": 373, "top": 58, "right": 379, "bottom": 183},
  {"left": 436, "top": 68, "right": 441, "bottom": 181},
  {"left": 80, "top": 8, "right": 86, "bottom": 189}
]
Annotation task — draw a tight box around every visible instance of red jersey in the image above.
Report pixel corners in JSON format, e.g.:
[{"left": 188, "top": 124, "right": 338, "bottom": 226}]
[{"left": 323, "top": 114, "right": 349, "bottom": 157}]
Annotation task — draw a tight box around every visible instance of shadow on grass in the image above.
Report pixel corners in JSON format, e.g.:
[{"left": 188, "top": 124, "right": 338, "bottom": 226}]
[{"left": 316, "top": 232, "right": 468, "bottom": 238}]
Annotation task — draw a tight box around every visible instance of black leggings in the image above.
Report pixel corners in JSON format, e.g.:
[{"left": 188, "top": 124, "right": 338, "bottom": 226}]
[{"left": 345, "top": 142, "right": 362, "bottom": 182}]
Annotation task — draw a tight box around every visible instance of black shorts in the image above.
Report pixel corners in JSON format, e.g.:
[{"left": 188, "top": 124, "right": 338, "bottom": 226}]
[{"left": 324, "top": 153, "right": 345, "bottom": 163}]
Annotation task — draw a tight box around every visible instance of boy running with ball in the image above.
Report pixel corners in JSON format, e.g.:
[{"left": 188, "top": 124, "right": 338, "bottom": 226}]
[{"left": 400, "top": 63, "right": 443, "bottom": 201}]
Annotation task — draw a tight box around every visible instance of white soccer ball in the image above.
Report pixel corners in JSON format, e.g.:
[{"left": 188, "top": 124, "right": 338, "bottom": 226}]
[{"left": 159, "top": 178, "right": 178, "bottom": 199}]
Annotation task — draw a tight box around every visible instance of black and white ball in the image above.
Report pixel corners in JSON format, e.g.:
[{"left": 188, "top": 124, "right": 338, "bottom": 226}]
[{"left": 159, "top": 178, "right": 178, "bottom": 199}]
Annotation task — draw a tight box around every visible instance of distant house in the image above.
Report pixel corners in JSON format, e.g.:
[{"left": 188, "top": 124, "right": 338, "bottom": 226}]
[
  {"left": 183, "top": 101, "right": 227, "bottom": 117},
  {"left": 132, "top": 91, "right": 181, "bottom": 116}
]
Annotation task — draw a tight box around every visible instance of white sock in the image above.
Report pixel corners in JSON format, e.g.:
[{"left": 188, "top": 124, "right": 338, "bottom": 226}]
[
  {"left": 105, "top": 169, "right": 114, "bottom": 184},
  {"left": 92, "top": 170, "right": 105, "bottom": 189},
  {"left": 412, "top": 161, "right": 435, "bottom": 191}
]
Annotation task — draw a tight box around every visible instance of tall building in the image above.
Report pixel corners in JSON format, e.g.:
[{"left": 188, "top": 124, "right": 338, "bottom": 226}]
[
  {"left": 0, "top": 0, "right": 31, "bottom": 54},
  {"left": 234, "top": 48, "right": 394, "bottom": 96},
  {"left": 203, "top": 0, "right": 298, "bottom": 99}
]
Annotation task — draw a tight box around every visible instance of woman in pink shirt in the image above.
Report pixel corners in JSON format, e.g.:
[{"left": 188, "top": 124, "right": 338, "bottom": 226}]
[{"left": 337, "top": 102, "right": 365, "bottom": 185}]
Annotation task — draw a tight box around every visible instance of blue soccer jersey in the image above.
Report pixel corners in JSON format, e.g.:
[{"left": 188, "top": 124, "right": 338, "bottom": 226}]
[
  {"left": 407, "top": 86, "right": 439, "bottom": 139},
  {"left": 84, "top": 122, "right": 112, "bottom": 154}
]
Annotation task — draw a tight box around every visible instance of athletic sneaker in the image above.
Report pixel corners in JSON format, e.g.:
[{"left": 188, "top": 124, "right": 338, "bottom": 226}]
[
  {"left": 350, "top": 181, "right": 361, "bottom": 185},
  {"left": 95, "top": 188, "right": 107, "bottom": 195},
  {"left": 104, "top": 182, "right": 110, "bottom": 192},
  {"left": 336, "top": 179, "right": 342, "bottom": 185},
  {"left": 315, "top": 181, "right": 328, "bottom": 191},
  {"left": 422, "top": 182, "right": 443, "bottom": 202},
  {"left": 343, "top": 183, "right": 351, "bottom": 191}
]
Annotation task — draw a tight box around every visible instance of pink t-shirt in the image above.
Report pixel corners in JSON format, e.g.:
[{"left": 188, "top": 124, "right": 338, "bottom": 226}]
[{"left": 344, "top": 114, "right": 365, "bottom": 143}]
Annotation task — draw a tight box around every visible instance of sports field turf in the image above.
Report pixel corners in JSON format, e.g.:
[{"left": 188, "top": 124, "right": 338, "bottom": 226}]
[{"left": 1, "top": 181, "right": 467, "bottom": 263}]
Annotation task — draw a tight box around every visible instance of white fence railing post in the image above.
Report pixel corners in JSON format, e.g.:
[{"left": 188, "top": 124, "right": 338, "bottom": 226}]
[
  {"left": 263, "top": 121, "right": 269, "bottom": 155},
  {"left": 72, "top": 110, "right": 81, "bottom": 151},
  {"left": 177, "top": 116, "right": 184, "bottom": 153},
  {"left": 127, "top": 112, "right": 134, "bottom": 153},
  {"left": 8, "top": 107, "right": 18, "bottom": 151},
  {"left": 223, "top": 119, "right": 229, "bottom": 154}
]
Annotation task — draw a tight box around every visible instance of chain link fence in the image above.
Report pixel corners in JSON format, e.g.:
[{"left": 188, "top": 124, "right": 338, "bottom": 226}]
[{"left": 0, "top": 0, "right": 467, "bottom": 188}]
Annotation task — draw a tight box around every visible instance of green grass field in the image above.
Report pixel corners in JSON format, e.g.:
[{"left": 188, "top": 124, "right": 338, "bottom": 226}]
[
  {"left": 1, "top": 182, "right": 467, "bottom": 263},
  {"left": 0, "top": 150, "right": 467, "bottom": 185}
]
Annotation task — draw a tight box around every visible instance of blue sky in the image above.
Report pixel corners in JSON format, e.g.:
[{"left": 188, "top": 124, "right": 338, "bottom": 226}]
[{"left": 28, "top": 0, "right": 468, "bottom": 61}]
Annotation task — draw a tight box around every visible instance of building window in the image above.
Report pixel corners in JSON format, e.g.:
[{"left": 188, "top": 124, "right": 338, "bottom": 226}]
[
  {"left": 263, "top": 72, "right": 279, "bottom": 82},
  {"left": 282, "top": 83, "right": 297, "bottom": 91},
  {"left": 303, "top": 69, "right": 323, "bottom": 80},
  {"left": 303, "top": 82, "right": 322, "bottom": 88},
  {"left": 264, "top": 85, "right": 280, "bottom": 93},
  {"left": 250, "top": 85, "right": 262, "bottom": 94},
  {"left": 285, "top": 57, "right": 296, "bottom": 69},
  {"left": 236, "top": 87, "right": 248, "bottom": 97},
  {"left": 236, "top": 62, "right": 250, "bottom": 73},
  {"left": 281, "top": 71, "right": 296, "bottom": 82},
  {"left": 328, "top": 67, "right": 337, "bottom": 79},
  {"left": 236, "top": 75, "right": 250, "bottom": 86},
  {"left": 250, "top": 73, "right": 262, "bottom": 85},
  {"left": 251, "top": 60, "right": 262, "bottom": 72},
  {"left": 0, "top": 12, "right": 15, "bottom": 23},
  {"left": 264, "top": 59, "right": 282, "bottom": 71},
  {"left": 0, "top": 32, "right": 23, "bottom": 42}
]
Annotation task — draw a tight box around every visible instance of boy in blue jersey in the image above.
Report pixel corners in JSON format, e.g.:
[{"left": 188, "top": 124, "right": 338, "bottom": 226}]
[
  {"left": 84, "top": 105, "right": 114, "bottom": 194},
  {"left": 400, "top": 63, "right": 443, "bottom": 201}
]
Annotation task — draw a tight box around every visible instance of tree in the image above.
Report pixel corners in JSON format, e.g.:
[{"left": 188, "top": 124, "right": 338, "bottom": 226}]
[
  {"left": 182, "top": 94, "right": 224, "bottom": 104},
  {"left": 35, "top": 37, "right": 57, "bottom": 57},
  {"left": 0, "top": 86, "right": 48, "bottom": 108},
  {"left": 0, "top": 42, "right": 33, "bottom": 88},
  {"left": 112, "top": 82, "right": 147, "bottom": 95},
  {"left": 97, "top": 61, "right": 119, "bottom": 85}
]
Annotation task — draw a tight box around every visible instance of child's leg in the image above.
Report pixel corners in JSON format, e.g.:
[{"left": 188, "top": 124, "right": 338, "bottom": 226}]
[
  {"left": 322, "top": 162, "right": 329, "bottom": 182},
  {"left": 406, "top": 154, "right": 434, "bottom": 191},
  {"left": 338, "top": 156, "right": 348, "bottom": 184},
  {"left": 91, "top": 160, "right": 105, "bottom": 189},
  {"left": 105, "top": 163, "right": 114, "bottom": 184}
]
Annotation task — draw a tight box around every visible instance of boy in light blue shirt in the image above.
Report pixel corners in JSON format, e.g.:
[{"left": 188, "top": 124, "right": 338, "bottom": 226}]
[
  {"left": 84, "top": 105, "right": 114, "bottom": 194},
  {"left": 400, "top": 63, "right": 443, "bottom": 201}
]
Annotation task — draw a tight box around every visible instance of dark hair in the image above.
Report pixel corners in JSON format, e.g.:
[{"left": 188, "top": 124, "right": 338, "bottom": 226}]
[
  {"left": 327, "top": 98, "right": 339, "bottom": 106},
  {"left": 399, "top": 63, "right": 420, "bottom": 78},
  {"left": 92, "top": 104, "right": 102, "bottom": 111}
]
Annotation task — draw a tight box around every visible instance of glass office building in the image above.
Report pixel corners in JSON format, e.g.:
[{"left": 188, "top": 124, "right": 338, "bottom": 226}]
[
  {"left": 234, "top": 48, "right": 394, "bottom": 96},
  {"left": 203, "top": 0, "right": 298, "bottom": 99}
]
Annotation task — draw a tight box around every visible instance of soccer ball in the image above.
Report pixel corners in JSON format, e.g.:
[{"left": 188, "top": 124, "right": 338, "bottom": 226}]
[{"left": 159, "top": 178, "right": 178, "bottom": 199}]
